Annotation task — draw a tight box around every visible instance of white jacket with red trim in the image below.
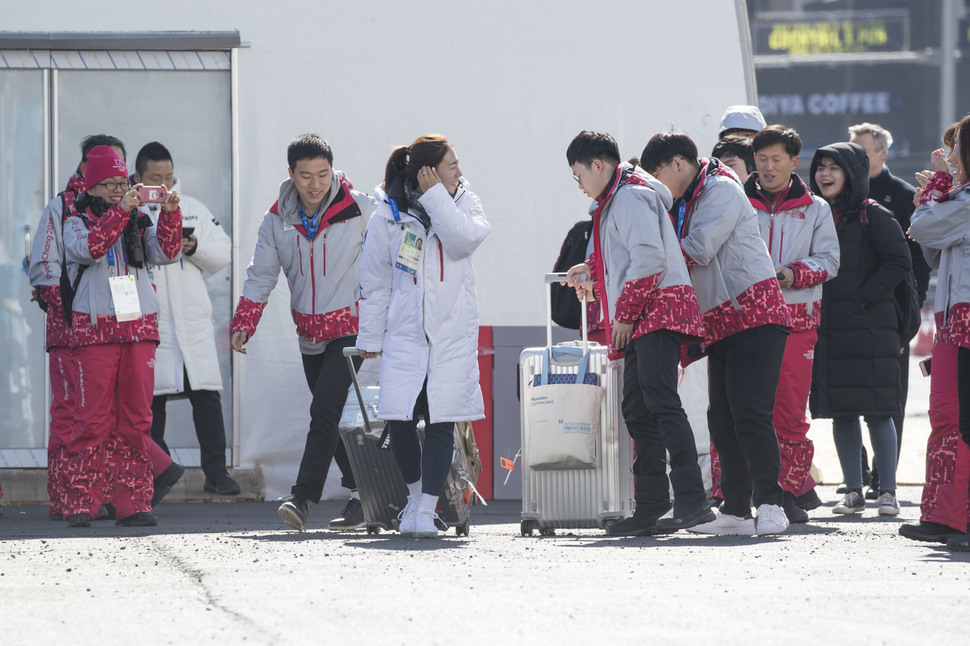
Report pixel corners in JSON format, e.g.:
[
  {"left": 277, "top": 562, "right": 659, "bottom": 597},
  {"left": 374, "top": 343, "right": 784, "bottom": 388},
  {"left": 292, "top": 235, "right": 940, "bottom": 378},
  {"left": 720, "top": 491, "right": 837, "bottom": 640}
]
[
  {"left": 357, "top": 182, "right": 490, "bottom": 423},
  {"left": 745, "top": 172, "right": 840, "bottom": 329}
]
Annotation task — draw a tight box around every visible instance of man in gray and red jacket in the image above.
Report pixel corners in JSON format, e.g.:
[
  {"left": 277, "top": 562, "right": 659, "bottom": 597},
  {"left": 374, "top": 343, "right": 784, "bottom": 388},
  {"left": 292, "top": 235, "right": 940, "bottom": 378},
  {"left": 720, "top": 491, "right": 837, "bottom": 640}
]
[
  {"left": 231, "top": 134, "right": 377, "bottom": 532},
  {"left": 745, "top": 125, "right": 840, "bottom": 522},
  {"left": 642, "top": 130, "right": 793, "bottom": 536},
  {"left": 565, "top": 131, "right": 711, "bottom": 537}
]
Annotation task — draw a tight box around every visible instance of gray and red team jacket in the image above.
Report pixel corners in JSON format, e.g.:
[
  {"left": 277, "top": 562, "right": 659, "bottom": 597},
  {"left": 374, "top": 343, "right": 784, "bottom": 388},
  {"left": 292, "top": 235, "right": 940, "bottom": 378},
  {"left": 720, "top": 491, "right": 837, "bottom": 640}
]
[
  {"left": 231, "top": 172, "right": 378, "bottom": 354},
  {"left": 744, "top": 172, "right": 840, "bottom": 332},
  {"left": 28, "top": 173, "right": 85, "bottom": 350},
  {"left": 62, "top": 201, "right": 183, "bottom": 347},
  {"left": 584, "top": 164, "right": 705, "bottom": 358},
  {"left": 911, "top": 172, "right": 970, "bottom": 350},
  {"left": 673, "top": 158, "right": 792, "bottom": 349}
]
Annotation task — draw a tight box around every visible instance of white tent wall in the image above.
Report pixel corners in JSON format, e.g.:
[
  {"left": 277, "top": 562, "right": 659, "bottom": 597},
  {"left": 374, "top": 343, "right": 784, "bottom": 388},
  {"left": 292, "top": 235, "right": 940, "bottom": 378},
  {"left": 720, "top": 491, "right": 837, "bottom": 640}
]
[{"left": 6, "top": 1, "right": 754, "bottom": 500}]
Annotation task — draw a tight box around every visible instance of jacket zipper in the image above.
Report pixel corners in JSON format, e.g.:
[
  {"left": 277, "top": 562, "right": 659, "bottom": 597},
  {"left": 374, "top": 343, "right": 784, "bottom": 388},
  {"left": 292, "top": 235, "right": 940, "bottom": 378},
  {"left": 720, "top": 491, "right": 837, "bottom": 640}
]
[
  {"left": 322, "top": 232, "right": 327, "bottom": 276},
  {"left": 310, "top": 241, "right": 316, "bottom": 314},
  {"left": 297, "top": 237, "right": 304, "bottom": 276}
]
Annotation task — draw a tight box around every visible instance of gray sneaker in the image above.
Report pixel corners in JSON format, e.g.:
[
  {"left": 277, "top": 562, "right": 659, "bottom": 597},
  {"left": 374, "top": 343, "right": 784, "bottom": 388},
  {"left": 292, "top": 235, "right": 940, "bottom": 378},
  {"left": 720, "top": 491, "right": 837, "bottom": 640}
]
[
  {"left": 328, "top": 497, "right": 365, "bottom": 530},
  {"left": 834, "top": 490, "right": 866, "bottom": 514},
  {"left": 877, "top": 491, "right": 900, "bottom": 516}
]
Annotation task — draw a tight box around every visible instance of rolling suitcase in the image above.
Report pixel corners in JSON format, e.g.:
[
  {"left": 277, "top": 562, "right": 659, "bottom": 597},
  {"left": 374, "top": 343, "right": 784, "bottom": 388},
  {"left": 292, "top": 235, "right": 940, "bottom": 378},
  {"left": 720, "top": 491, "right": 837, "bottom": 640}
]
[
  {"left": 342, "top": 349, "right": 483, "bottom": 536},
  {"left": 517, "top": 273, "right": 634, "bottom": 536},
  {"left": 339, "top": 352, "right": 408, "bottom": 534}
]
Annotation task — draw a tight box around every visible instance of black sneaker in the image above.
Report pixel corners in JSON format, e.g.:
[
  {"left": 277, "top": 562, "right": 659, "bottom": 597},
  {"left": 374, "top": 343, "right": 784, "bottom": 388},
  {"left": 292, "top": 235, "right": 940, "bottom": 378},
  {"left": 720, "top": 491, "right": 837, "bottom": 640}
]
[
  {"left": 864, "top": 487, "right": 880, "bottom": 501},
  {"left": 782, "top": 491, "right": 809, "bottom": 524},
  {"left": 204, "top": 473, "right": 241, "bottom": 495},
  {"left": 95, "top": 505, "right": 116, "bottom": 521},
  {"left": 116, "top": 512, "right": 158, "bottom": 527},
  {"left": 152, "top": 462, "right": 186, "bottom": 507},
  {"left": 278, "top": 497, "right": 311, "bottom": 531},
  {"left": 608, "top": 507, "right": 670, "bottom": 536},
  {"left": 654, "top": 505, "right": 716, "bottom": 534},
  {"left": 899, "top": 521, "right": 966, "bottom": 544},
  {"left": 328, "top": 498, "right": 365, "bottom": 530},
  {"left": 795, "top": 488, "right": 823, "bottom": 511},
  {"left": 67, "top": 513, "right": 92, "bottom": 528}
]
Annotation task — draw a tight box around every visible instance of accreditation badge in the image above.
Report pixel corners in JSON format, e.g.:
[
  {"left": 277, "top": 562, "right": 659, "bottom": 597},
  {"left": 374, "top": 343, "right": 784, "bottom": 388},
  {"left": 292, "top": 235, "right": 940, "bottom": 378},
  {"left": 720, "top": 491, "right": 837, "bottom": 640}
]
[
  {"left": 394, "top": 230, "right": 424, "bottom": 276},
  {"left": 108, "top": 275, "right": 142, "bottom": 322}
]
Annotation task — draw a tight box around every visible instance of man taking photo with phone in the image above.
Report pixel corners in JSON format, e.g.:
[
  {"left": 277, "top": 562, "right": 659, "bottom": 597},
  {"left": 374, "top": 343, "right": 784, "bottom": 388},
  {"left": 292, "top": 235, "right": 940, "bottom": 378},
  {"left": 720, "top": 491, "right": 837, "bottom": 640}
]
[{"left": 134, "top": 141, "right": 239, "bottom": 497}]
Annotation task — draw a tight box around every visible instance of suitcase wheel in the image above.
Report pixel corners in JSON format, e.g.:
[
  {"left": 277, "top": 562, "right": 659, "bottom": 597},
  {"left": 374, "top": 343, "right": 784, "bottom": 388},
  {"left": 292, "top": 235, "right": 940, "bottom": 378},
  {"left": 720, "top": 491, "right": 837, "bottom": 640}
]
[
  {"left": 539, "top": 527, "right": 556, "bottom": 537},
  {"left": 456, "top": 520, "right": 470, "bottom": 537},
  {"left": 366, "top": 525, "right": 381, "bottom": 535},
  {"left": 520, "top": 520, "right": 538, "bottom": 537}
]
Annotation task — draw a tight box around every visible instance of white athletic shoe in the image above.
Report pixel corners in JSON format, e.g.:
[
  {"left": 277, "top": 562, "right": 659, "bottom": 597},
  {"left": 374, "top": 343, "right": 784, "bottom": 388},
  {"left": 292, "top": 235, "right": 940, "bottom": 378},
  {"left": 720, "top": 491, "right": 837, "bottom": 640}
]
[
  {"left": 687, "top": 510, "right": 756, "bottom": 535},
  {"left": 413, "top": 494, "right": 442, "bottom": 538},
  {"left": 397, "top": 496, "right": 419, "bottom": 534},
  {"left": 755, "top": 503, "right": 789, "bottom": 535},
  {"left": 413, "top": 509, "right": 441, "bottom": 538}
]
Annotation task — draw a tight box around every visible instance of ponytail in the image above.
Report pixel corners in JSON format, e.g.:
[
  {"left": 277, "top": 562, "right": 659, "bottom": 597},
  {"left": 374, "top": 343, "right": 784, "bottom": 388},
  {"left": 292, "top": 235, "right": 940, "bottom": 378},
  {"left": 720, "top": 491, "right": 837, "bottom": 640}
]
[{"left": 383, "top": 146, "right": 410, "bottom": 199}]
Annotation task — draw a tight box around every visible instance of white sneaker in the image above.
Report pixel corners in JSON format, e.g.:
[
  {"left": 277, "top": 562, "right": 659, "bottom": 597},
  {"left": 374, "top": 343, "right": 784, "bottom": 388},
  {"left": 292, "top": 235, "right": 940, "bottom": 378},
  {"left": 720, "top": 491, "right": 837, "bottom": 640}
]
[
  {"left": 877, "top": 491, "right": 900, "bottom": 516},
  {"left": 687, "top": 510, "right": 756, "bottom": 535},
  {"left": 397, "top": 496, "right": 419, "bottom": 534},
  {"left": 413, "top": 509, "right": 441, "bottom": 538},
  {"left": 413, "top": 494, "right": 441, "bottom": 538},
  {"left": 755, "top": 503, "right": 789, "bottom": 535}
]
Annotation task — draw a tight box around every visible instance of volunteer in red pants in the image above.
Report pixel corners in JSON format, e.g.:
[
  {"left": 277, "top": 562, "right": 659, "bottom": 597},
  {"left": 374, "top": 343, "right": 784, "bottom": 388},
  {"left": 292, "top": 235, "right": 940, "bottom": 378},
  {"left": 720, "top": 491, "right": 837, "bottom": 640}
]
[
  {"left": 60, "top": 145, "right": 182, "bottom": 528},
  {"left": 901, "top": 126, "right": 970, "bottom": 544},
  {"left": 899, "top": 340, "right": 970, "bottom": 542},
  {"left": 744, "top": 126, "right": 840, "bottom": 522}
]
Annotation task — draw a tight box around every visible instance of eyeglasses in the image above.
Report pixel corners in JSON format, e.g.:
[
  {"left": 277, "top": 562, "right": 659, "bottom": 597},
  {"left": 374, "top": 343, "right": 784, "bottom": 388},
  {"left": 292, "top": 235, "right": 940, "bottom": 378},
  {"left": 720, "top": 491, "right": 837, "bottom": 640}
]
[
  {"left": 651, "top": 159, "right": 674, "bottom": 176},
  {"left": 95, "top": 180, "right": 130, "bottom": 191}
]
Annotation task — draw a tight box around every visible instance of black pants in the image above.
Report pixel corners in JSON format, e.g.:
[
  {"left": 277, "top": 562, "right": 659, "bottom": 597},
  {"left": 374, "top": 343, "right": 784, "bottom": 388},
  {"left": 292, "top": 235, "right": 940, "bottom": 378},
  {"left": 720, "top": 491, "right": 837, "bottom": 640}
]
[
  {"left": 386, "top": 382, "right": 455, "bottom": 497},
  {"left": 707, "top": 325, "right": 788, "bottom": 516},
  {"left": 871, "top": 343, "right": 908, "bottom": 489},
  {"left": 621, "top": 330, "right": 706, "bottom": 517},
  {"left": 292, "top": 336, "right": 360, "bottom": 503},
  {"left": 959, "top": 346, "right": 970, "bottom": 449},
  {"left": 151, "top": 367, "right": 228, "bottom": 481}
]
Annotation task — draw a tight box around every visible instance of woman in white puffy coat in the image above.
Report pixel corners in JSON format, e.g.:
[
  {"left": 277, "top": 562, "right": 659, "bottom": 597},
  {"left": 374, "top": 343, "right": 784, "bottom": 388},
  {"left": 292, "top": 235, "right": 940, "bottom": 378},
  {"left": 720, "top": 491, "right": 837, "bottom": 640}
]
[{"left": 357, "top": 134, "right": 490, "bottom": 538}]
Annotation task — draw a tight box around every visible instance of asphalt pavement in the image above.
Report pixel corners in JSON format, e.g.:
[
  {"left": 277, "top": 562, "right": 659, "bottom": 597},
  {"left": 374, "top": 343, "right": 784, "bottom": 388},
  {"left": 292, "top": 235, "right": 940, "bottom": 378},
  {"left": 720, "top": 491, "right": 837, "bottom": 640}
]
[{"left": 2, "top": 486, "right": 968, "bottom": 645}]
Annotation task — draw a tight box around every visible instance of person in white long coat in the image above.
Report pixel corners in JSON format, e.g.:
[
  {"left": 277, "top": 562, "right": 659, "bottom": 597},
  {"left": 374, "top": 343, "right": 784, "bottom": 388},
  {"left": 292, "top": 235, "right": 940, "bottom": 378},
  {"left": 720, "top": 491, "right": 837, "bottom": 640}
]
[
  {"left": 357, "top": 135, "right": 490, "bottom": 538},
  {"left": 134, "top": 142, "right": 238, "bottom": 496}
]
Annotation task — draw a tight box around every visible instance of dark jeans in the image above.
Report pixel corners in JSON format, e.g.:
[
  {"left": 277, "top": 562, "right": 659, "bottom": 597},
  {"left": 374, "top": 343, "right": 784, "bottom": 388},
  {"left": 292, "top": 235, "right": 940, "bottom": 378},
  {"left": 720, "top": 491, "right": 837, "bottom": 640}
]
[
  {"left": 622, "top": 330, "right": 706, "bottom": 517},
  {"left": 871, "top": 343, "right": 908, "bottom": 489},
  {"left": 151, "top": 367, "right": 228, "bottom": 481},
  {"left": 707, "top": 325, "right": 788, "bottom": 516},
  {"left": 292, "top": 336, "right": 359, "bottom": 503},
  {"left": 959, "top": 347, "right": 970, "bottom": 449},
  {"left": 386, "top": 382, "right": 455, "bottom": 497}
]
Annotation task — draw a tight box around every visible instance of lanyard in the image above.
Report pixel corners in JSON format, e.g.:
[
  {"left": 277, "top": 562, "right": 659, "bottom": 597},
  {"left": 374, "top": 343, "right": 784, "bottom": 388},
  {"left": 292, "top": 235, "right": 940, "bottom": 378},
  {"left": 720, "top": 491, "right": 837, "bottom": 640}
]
[
  {"left": 389, "top": 198, "right": 401, "bottom": 222},
  {"left": 297, "top": 203, "right": 320, "bottom": 240}
]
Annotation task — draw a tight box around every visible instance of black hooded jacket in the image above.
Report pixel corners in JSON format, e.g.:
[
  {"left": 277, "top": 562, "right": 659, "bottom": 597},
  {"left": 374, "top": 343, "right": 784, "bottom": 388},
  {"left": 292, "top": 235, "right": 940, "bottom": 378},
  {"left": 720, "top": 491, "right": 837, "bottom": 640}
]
[{"left": 808, "top": 142, "right": 911, "bottom": 419}]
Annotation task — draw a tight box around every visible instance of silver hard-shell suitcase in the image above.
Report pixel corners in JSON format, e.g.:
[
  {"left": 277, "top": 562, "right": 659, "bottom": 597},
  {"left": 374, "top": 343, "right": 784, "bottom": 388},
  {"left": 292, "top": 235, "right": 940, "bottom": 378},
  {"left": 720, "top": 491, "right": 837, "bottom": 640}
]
[{"left": 517, "top": 273, "right": 635, "bottom": 535}]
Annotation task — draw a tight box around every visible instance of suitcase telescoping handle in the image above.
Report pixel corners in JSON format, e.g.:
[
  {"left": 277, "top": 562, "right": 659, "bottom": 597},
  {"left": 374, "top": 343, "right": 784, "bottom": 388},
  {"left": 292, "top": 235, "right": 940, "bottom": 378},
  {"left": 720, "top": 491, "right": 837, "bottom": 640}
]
[
  {"left": 544, "top": 272, "right": 588, "bottom": 353},
  {"left": 342, "top": 346, "right": 390, "bottom": 449}
]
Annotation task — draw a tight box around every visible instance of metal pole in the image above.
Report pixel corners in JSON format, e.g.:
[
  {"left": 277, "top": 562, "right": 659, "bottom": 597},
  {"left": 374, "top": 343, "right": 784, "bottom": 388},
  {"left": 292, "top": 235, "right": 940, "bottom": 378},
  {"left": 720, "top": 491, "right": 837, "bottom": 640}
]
[{"left": 940, "top": 0, "right": 959, "bottom": 133}]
